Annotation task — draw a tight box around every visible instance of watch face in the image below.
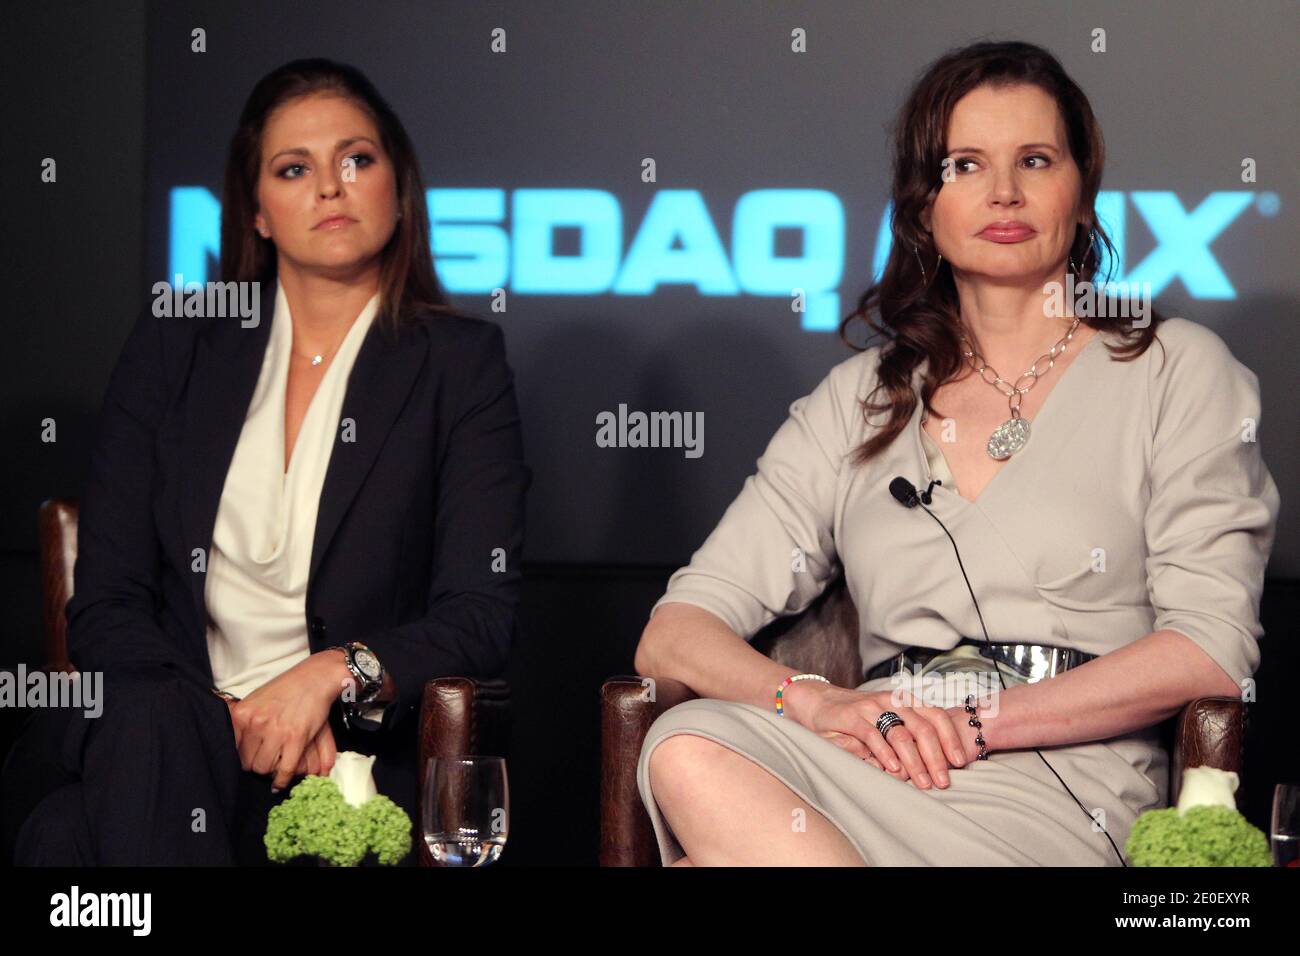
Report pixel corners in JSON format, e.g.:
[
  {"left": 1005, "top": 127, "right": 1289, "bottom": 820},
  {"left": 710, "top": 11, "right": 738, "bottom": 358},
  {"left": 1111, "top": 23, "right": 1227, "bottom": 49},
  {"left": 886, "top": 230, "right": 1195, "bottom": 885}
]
[{"left": 354, "top": 648, "right": 381, "bottom": 679}]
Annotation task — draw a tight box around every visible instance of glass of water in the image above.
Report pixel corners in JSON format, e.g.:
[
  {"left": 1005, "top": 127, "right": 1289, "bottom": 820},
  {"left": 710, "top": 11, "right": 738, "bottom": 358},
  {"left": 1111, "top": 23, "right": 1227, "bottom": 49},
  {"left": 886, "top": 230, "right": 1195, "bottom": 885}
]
[
  {"left": 422, "top": 755, "right": 509, "bottom": 866},
  {"left": 1271, "top": 783, "right": 1299, "bottom": 867}
]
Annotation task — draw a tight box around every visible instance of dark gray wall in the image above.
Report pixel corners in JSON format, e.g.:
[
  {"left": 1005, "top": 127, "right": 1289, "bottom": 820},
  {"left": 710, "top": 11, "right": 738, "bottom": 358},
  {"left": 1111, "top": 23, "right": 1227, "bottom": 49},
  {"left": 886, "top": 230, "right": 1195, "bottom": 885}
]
[
  {"left": 2, "top": 1, "right": 147, "bottom": 668},
  {"left": 137, "top": 0, "right": 1300, "bottom": 570}
]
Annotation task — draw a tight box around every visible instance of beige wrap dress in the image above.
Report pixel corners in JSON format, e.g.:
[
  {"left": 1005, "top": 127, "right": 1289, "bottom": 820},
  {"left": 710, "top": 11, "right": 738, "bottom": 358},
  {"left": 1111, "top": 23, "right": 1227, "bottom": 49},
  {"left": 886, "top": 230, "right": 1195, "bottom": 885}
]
[{"left": 636, "top": 318, "right": 1281, "bottom": 865}]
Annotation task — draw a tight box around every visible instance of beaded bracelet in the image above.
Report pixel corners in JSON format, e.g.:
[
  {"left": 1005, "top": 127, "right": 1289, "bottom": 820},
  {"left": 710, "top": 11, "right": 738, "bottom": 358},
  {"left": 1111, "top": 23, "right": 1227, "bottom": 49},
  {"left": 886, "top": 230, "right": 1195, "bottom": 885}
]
[
  {"left": 776, "top": 673, "right": 830, "bottom": 717},
  {"left": 964, "top": 693, "right": 989, "bottom": 760}
]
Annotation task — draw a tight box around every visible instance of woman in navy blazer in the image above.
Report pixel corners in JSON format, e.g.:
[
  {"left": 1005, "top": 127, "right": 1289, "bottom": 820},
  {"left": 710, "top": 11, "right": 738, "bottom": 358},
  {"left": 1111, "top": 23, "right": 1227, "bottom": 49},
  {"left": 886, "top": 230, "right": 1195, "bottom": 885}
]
[{"left": 3, "top": 59, "right": 529, "bottom": 865}]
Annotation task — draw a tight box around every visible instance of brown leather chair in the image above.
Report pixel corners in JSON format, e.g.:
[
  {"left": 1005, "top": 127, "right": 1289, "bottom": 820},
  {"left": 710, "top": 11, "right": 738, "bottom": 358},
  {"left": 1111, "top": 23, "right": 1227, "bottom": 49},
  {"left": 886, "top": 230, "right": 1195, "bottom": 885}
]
[
  {"left": 37, "top": 497, "right": 510, "bottom": 867},
  {"left": 600, "top": 570, "right": 1247, "bottom": 866}
]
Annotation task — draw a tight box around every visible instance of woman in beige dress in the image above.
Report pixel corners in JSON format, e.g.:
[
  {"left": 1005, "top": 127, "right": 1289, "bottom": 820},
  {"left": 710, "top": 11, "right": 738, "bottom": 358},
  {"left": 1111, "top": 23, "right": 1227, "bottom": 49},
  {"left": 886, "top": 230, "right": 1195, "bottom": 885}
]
[{"left": 633, "top": 40, "right": 1280, "bottom": 866}]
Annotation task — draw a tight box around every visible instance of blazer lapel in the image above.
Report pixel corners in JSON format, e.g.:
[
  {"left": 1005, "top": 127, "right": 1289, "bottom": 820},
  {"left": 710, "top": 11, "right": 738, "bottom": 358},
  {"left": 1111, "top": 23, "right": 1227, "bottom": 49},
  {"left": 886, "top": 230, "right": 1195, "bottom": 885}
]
[
  {"left": 307, "top": 310, "right": 428, "bottom": 589},
  {"left": 178, "top": 278, "right": 275, "bottom": 633}
]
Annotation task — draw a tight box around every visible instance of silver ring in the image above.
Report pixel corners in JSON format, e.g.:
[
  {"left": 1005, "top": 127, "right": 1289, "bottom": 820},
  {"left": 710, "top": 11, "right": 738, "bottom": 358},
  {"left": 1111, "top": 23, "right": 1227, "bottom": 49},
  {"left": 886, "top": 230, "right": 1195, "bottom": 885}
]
[{"left": 876, "top": 711, "right": 905, "bottom": 739}]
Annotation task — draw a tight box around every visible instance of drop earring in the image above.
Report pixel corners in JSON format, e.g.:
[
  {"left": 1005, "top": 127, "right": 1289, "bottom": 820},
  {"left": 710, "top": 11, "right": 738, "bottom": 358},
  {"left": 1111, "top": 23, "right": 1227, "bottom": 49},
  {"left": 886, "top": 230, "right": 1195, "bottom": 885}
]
[
  {"left": 1068, "top": 231, "right": 1097, "bottom": 277},
  {"left": 913, "top": 243, "right": 943, "bottom": 285}
]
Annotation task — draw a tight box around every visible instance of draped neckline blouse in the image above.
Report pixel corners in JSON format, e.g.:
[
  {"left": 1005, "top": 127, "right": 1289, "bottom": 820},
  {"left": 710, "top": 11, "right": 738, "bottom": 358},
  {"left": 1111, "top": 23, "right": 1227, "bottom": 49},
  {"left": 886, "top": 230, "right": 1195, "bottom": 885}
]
[{"left": 204, "top": 280, "right": 381, "bottom": 699}]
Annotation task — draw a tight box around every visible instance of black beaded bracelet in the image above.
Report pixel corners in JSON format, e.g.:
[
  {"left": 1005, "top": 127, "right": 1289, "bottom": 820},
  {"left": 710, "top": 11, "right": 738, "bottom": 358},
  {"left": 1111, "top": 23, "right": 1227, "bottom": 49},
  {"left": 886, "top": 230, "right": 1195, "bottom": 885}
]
[{"left": 964, "top": 694, "right": 988, "bottom": 760}]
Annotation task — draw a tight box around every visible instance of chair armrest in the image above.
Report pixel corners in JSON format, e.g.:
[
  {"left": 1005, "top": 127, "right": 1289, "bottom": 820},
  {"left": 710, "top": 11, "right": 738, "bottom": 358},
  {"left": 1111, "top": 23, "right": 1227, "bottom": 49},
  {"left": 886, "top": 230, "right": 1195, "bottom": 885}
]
[
  {"left": 38, "top": 497, "right": 79, "bottom": 674},
  {"left": 417, "top": 676, "right": 511, "bottom": 866},
  {"left": 1170, "top": 696, "right": 1245, "bottom": 807},
  {"left": 418, "top": 675, "right": 511, "bottom": 761},
  {"left": 599, "top": 675, "right": 698, "bottom": 866}
]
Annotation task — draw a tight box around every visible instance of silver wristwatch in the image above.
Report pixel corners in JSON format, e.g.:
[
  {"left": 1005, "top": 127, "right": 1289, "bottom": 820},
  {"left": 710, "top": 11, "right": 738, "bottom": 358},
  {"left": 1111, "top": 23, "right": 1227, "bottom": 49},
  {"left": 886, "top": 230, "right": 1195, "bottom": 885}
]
[{"left": 331, "top": 641, "right": 384, "bottom": 708}]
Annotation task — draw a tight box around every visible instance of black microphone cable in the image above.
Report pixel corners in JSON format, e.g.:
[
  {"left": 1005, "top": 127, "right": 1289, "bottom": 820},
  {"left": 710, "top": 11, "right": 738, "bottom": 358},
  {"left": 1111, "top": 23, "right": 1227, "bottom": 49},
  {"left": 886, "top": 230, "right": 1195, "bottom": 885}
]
[{"left": 887, "top": 476, "right": 1128, "bottom": 866}]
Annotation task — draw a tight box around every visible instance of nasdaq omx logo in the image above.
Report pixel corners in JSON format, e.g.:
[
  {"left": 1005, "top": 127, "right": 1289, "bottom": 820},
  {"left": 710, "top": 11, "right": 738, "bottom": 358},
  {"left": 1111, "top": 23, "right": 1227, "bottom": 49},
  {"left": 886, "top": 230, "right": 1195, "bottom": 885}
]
[{"left": 169, "top": 188, "right": 1273, "bottom": 331}]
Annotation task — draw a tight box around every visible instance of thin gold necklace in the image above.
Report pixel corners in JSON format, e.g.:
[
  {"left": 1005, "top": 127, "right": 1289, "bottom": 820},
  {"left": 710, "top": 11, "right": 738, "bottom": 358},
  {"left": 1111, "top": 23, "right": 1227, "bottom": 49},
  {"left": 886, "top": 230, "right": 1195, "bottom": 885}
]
[{"left": 291, "top": 329, "right": 350, "bottom": 367}]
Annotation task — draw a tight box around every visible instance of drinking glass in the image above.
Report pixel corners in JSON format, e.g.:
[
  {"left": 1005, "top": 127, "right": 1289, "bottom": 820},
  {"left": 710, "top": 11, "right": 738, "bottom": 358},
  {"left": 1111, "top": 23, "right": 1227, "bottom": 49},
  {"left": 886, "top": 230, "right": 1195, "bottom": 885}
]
[
  {"left": 422, "top": 755, "right": 509, "bottom": 866},
  {"left": 1271, "top": 783, "right": 1299, "bottom": 867}
]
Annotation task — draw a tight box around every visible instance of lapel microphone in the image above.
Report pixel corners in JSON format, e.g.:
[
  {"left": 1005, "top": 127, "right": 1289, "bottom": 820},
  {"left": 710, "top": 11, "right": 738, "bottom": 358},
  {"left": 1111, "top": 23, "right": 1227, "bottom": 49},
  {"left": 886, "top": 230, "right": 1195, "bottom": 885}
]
[
  {"left": 889, "top": 475, "right": 944, "bottom": 507},
  {"left": 887, "top": 476, "right": 1128, "bottom": 866}
]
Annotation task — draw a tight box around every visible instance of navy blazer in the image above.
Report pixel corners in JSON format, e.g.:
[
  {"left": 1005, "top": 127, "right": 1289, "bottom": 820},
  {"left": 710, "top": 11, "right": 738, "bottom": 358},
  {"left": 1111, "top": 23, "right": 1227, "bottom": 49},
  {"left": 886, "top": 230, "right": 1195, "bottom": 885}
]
[{"left": 66, "top": 277, "right": 530, "bottom": 820}]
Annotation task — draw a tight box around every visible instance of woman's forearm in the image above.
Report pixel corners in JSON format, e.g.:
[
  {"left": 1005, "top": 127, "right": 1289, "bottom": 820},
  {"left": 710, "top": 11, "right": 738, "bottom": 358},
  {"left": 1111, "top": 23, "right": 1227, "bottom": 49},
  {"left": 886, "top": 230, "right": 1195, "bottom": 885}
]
[
  {"left": 637, "top": 613, "right": 1243, "bottom": 752},
  {"left": 634, "top": 603, "right": 813, "bottom": 715},
  {"left": 957, "top": 629, "right": 1243, "bottom": 752}
]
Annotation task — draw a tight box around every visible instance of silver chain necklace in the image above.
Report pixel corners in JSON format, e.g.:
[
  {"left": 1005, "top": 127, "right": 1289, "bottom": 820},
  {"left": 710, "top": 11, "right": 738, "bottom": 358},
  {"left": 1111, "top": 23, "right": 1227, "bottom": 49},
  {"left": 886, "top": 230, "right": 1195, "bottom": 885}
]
[{"left": 958, "top": 316, "right": 1081, "bottom": 460}]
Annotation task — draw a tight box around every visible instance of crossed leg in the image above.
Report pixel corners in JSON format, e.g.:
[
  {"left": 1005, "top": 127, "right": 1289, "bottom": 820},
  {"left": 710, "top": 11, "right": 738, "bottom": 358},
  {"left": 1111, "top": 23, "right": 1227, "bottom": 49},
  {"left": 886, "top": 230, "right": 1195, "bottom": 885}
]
[{"left": 647, "top": 733, "right": 866, "bottom": 866}]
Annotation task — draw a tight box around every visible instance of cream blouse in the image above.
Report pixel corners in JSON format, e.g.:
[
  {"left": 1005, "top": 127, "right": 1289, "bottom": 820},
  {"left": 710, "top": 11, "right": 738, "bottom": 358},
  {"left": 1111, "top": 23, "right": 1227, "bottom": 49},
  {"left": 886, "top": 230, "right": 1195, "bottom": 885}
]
[{"left": 205, "top": 279, "right": 384, "bottom": 717}]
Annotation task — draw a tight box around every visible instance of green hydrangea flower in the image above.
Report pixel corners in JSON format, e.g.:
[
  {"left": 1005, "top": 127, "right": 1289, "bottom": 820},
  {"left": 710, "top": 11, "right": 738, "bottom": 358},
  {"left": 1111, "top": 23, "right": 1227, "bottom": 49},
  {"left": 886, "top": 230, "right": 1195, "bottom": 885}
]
[
  {"left": 360, "top": 794, "right": 414, "bottom": 866},
  {"left": 264, "top": 776, "right": 412, "bottom": 866},
  {"left": 1125, "top": 805, "right": 1272, "bottom": 867}
]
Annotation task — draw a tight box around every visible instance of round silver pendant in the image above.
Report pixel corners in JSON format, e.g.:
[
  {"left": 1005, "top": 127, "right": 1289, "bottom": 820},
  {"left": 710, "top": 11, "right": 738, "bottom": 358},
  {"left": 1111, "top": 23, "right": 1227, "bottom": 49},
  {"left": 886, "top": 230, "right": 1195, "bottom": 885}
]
[
  {"left": 311, "top": 354, "right": 324, "bottom": 366},
  {"left": 987, "top": 416, "right": 1031, "bottom": 460}
]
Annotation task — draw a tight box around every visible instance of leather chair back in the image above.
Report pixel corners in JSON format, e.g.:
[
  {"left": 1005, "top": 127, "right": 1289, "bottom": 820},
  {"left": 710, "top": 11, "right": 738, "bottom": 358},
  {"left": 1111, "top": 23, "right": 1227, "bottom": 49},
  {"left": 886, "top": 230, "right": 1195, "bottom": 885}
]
[
  {"left": 751, "top": 570, "right": 861, "bottom": 688},
  {"left": 38, "top": 498, "right": 79, "bottom": 673}
]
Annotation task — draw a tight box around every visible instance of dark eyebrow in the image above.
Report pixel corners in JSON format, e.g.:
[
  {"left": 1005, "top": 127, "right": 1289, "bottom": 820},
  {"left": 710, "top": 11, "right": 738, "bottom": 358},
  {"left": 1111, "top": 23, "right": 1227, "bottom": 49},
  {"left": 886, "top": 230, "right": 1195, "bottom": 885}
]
[
  {"left": 948, "top": 143, "right": 1060, "bottom": 155},
  {"left": 268, "top": 136, "right": 378, "bottom": 164}
]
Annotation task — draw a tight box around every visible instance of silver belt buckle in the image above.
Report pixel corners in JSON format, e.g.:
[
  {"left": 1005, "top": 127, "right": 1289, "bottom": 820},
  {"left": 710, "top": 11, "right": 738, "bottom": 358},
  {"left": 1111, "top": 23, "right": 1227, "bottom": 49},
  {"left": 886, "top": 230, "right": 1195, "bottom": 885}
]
[
  {"left": 873, "top": 641, "right": 1095, "bottom": 684},
  {"left": 982, "top": 643, "right": 1069, "bottom": 683}
]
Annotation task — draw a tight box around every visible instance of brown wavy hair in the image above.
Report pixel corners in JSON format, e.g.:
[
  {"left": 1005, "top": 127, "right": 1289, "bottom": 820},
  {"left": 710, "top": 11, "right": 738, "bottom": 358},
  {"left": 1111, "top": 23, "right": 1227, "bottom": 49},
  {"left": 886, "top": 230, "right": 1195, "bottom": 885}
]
[
  {"left": 840, "top": 39, "right": 1166, "bottom": 466},
  {"left": 219, "top": 58, "right": 467, "bottom": 337}
]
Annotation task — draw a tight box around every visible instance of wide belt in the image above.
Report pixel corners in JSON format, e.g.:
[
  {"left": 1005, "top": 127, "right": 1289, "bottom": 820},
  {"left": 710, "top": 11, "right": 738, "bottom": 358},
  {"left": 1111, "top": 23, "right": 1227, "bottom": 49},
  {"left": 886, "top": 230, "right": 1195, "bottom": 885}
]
[{"left": 864, "top": 637, "right": 1097, "bottom": 685}]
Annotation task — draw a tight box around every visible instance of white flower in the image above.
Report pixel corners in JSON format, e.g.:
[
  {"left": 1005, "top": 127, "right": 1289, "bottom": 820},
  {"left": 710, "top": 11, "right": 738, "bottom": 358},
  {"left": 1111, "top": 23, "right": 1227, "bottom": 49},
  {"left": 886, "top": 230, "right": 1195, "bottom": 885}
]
[
  {"left": 329, "top": 751, "right": 378, "bottom": 808},
  {"left": 1175, "top": 765, "right": 1240, "bottom": 816}
]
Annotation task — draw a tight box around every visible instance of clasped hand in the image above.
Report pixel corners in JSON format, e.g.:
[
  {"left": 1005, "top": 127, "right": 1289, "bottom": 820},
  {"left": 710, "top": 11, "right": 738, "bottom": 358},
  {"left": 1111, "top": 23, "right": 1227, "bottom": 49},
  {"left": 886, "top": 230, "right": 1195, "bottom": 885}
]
[
  {"left": 787, "top": 684, "right": 981, "bottom": 790},
  {"left": 219, "top": 652, "right": 351, "bottom": 789}
]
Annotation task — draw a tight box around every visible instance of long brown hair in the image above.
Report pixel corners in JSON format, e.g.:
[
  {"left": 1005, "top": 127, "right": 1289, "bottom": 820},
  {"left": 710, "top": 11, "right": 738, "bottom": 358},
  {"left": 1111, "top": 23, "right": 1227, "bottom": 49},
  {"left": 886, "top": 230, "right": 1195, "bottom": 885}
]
[
  {"left": 219, "top": 58, "right": 464, "bottom": 337},
  {"left": 840, "top": 39, "right": 1166, "bottom": 466}
]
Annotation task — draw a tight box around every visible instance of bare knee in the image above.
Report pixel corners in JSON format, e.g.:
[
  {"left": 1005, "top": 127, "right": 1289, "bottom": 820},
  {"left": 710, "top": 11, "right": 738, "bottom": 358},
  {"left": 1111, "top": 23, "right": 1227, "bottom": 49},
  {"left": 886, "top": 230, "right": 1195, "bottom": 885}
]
[
  {"left": 647, "top": 734, "right": 745, "bottom": 813},
  {"left": 649, "top": 734, "right": 726, "bottom": 789}
]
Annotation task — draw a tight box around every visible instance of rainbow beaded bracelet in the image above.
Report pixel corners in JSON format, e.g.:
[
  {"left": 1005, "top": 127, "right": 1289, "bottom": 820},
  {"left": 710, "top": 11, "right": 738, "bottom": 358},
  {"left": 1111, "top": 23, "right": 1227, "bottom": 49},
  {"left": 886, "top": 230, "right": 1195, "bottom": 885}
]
[{"left": 775, "top": 673, "right": 830, "bottom": 716}]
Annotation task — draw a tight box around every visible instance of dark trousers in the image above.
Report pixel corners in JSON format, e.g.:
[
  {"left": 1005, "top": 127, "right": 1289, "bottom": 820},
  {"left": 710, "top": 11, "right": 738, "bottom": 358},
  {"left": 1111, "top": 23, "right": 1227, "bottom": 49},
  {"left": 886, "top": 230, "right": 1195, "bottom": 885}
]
[{"left": 1, "top": 664, "right": 293, "bottom": 865}]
